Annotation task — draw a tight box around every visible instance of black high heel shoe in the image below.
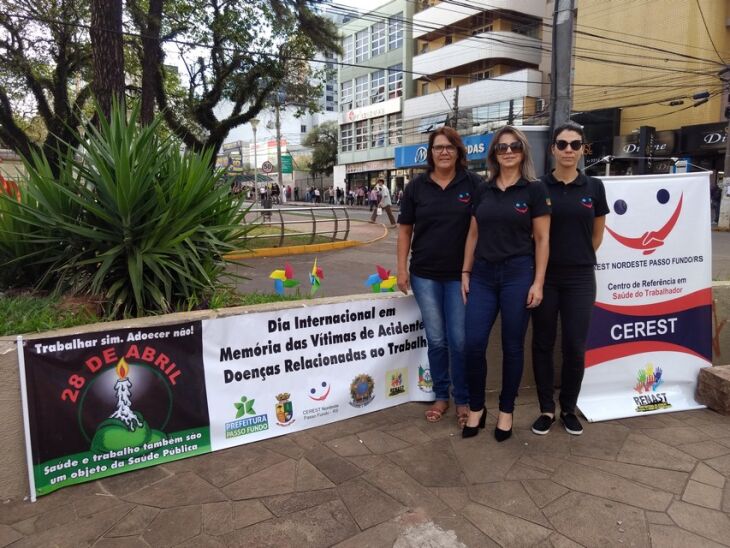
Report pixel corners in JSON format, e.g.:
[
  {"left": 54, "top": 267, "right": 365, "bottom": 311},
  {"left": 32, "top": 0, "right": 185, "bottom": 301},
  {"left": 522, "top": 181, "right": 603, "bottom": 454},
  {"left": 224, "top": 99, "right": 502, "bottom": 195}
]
[
  {"left": 494, "top": 413, "right": 513, "bottom": 442},
  {"left": 462, "top": 408, "right": 487, "bottom": 438}
]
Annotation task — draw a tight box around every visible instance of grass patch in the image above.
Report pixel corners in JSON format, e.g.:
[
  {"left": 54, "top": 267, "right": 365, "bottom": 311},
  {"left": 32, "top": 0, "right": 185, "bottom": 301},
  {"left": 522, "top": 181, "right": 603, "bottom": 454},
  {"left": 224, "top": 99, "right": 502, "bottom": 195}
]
[
  {"left": 0, "top": 295, "right": 101, "bottom": 336},
  {"left": 1, "top": 288, "right": 308, "bottom": 336}
]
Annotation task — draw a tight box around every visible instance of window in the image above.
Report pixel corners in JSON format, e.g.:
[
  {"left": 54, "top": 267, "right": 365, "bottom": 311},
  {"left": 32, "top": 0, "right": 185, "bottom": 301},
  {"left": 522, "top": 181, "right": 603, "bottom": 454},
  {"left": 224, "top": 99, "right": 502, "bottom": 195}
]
[
  {"left": 300, "top": 125, "right": 307, "bottom": 133},
  {"left": 444, "top": 35, "right": 452, "bottom": 45},
  {"left": 340, "top": 124, "right": 353, "bottom": 152},
  {"left": 371, "top": 22, "right": 386, "bottom": 57},
  {"left": 388, "top": 113, "right": 402, "bottom": 145},
  {"left": 343, "top": 35, "right": 354, "bottom": 64},
  {"left": 371, "top": 117, "right": 385, "bottom": 148},
  {"left": 421, "top": 82, "right": 429, "bottom": 96},
  {"left": 340, "top": 80, "right": 353, "bottom": 112},
  {"left": 355, "top": 29, "right": 369, "bottom": 62},
  {"left": 355, "top": 120, "right": 368, "bottom": 150},
  {"left": 371, "top": 70, "right": 385, "bottom": 103},
  {"left": 389, "top": 13, "right": 403, "bottom": 50},
  {"left": 471, "top": 70, "right": 492, "bottom": 82},
  {"left": 326, "top": 95, "right": 334, "bottom": 102},
  {"left": 387, "top": 64, "right": 403, "bottom": 99},
  {"left": 512, "top": 20, "right": 540, "bottom": 38},
  {"left": 355, "top": 75, "right": 369, "bottom": 108},
  {"left": 445, "top": 77, "right": 452, "bottom": 89},
  {"left": 419, "top": 40, "right": 429, "bottom": 54}
]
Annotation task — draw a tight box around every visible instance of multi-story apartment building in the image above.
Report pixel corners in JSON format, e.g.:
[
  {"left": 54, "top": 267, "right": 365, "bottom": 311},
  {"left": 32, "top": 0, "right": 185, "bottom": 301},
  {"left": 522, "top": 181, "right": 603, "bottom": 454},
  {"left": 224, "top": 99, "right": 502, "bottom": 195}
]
[
  {"left": 396, "top": 0, "right": 548, "bottom": 174},
  {"left": 573, "top": 0, "right": 730, "bottom": 175},
  {"left": 336, "top": 0, "right": 414, "bottom": 192}
]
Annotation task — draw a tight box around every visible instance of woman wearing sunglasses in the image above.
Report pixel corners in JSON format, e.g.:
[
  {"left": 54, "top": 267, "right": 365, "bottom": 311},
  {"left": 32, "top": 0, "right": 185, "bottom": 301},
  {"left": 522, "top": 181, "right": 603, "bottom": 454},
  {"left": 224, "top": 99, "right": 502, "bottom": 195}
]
[
  {"left": 461, "top": 126, "right": 550, "bottom": 441},
  {"left": 397, "top": 127, "right": 483, "bottom": 426},
  {"left": 530, "top": 121, "right": 609, "bottom": 436}
]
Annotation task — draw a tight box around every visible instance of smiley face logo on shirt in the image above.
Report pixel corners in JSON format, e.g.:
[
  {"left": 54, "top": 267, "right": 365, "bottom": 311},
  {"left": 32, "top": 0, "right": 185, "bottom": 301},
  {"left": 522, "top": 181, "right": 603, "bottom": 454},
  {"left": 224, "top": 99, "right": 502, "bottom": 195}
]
[
  {"left": 514, "top": 201, "right": 528, "bottom": 214},
  {"left": 581, "top": 197, "right": 594, "bottom": 209},
  {"left": 458, "top": 192, "right": 471, "bottom": 204}
]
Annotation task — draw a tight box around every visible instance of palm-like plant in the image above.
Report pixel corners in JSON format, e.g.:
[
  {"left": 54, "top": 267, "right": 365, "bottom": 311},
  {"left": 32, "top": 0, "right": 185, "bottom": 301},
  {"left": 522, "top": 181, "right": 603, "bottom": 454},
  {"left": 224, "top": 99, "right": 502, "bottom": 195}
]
[{"left": 0, "top": 102, "right": 250, "bottom": 316}]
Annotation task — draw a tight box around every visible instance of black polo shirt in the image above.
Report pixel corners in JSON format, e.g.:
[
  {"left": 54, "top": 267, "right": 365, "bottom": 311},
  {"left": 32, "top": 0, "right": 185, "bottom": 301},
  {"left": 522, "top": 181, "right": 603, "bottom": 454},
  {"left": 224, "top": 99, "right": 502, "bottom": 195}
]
[
  {"left": 398, "top": 170, "right": 482, "bottom": 281},
  {"left": 540, "top": 170, "right": 609, "bottom": 266},
  {"left": 473, "top": 177, "right": 551, "bottom": 262}
]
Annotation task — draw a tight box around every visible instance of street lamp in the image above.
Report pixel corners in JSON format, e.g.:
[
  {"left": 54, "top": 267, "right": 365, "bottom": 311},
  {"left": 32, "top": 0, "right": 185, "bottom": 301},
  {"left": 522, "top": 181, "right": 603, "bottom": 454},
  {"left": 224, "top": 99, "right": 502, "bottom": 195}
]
[{"left": 251, "top": 117, "right": 260, "bottom": 202}]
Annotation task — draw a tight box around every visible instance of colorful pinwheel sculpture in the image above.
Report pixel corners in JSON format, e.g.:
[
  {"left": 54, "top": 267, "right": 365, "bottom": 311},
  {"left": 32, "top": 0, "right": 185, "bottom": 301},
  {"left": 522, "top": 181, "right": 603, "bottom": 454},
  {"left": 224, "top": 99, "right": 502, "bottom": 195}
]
[
  {"left": 269, "top": 263, "right": 300, "bottom": 295},
  {"left": 309, "top": 259, "right": 325, "bottom": 296},
  {"left": 364, "top": 264, "right": 397, "bottom": 292}
]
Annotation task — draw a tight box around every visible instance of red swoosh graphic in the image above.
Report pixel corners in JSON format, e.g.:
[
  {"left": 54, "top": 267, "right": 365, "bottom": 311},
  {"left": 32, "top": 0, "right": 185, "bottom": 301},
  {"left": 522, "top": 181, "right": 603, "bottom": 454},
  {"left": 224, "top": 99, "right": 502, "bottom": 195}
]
[
  {"left": 595, "top": 288, "right": 711, "bottom": 316},
  {"left": 606, "top": 194, "right": 683, "bottom": 255},
  {"left": 585, "top": 340, "right": 709, "bottom": 367},
  {"left": 309, "top": 385, "right": 331, "bottom": 401}
]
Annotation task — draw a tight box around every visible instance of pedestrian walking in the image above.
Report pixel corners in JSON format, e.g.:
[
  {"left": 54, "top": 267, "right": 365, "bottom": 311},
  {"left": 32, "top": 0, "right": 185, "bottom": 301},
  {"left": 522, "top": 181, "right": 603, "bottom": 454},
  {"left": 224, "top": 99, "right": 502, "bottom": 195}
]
[
  {"left": 370, "top": 179, "right": 397, "bottom": 227},
  {"left": 368, "top": 187, "right": 378, "bottom": 211},
  {"left": 461, "top": 125, "right": 551, "bottom": 442},
  {"left": 530, "top": 122, "right": 609, "bottom": 437},
  {"left": 397, "top": 127, "right": 483, "bottom": 426}
]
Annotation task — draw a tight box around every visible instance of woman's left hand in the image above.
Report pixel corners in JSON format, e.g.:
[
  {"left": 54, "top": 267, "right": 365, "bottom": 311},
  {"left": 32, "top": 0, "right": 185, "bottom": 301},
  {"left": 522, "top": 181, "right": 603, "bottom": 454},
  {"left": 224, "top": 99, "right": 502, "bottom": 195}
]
[{"left": 526, "top": 283, "right": 543, "bottom": 308}]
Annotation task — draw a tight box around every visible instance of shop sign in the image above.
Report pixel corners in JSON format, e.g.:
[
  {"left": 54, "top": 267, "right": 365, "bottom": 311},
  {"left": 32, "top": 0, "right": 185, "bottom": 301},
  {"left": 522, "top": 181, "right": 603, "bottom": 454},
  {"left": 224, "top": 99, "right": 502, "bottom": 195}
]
[
  {"left": 340, "top": 98, "right": 401, "bottom": 124},
  {"left": 345, "top": 159, "right": 395, "bottom": 174},
  {"left": 613, "top": 130, "right": 676, "bottom": 158},
  {"left": 394, "top": 134, "right": 492, "bottom": 168},
  {"left": 681, "top": 122, "right": 727, "bottom": 153}
]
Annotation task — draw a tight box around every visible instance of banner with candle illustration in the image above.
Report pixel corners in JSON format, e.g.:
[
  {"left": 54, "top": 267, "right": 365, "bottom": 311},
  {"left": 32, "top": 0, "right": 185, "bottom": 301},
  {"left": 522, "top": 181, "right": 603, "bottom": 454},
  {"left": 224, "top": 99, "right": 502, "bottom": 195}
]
[
  {"left": 19, "top": 295, "right": 433, "bottom": 498},
  {"left": 578, "top": 173, "right": 712, "bottom": 421},
  {"left": 21, "top": 322, "right": 209, "bottom": 497}
]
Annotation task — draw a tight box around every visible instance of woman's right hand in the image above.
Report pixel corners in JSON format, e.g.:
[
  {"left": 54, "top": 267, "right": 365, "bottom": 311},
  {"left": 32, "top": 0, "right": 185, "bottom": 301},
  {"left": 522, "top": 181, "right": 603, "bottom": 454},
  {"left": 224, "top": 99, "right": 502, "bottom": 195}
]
[
  {"left": 461, "top": 272, "right": 470, "bottom": 304},
  {"left": 397, "top": 270, "right": 410, "bottom": 294}
]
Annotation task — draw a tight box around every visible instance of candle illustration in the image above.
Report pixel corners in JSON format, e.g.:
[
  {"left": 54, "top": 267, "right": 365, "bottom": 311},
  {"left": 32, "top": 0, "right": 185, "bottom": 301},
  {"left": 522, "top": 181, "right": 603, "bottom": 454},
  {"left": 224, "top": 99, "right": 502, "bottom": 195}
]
[
  {"left": 90, "top": 357, "right": 167, "bottom": 454},
  {"left": 110, "top": 358, "right": 143, "bottom": 431}
]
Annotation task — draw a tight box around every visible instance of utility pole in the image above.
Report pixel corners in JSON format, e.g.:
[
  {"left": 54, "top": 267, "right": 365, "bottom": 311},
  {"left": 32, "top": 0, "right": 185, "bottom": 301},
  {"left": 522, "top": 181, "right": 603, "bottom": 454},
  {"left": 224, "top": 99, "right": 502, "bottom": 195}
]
[
  {"left": 451, "top": 86, "right": 459, "bottom": 130},
  {"left": 275, "top": 93, "right": 284, "bottom": 190},
  {"left": 719, "top": 72, "right": 730, "bottom": 228},
  {"left": 548, "top": 0, "right": 576, "bottom": 171}
]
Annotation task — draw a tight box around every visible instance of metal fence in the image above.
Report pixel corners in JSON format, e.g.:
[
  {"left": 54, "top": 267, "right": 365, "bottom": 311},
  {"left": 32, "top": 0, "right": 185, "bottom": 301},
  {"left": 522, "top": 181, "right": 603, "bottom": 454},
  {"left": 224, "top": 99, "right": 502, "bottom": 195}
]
[{"left": 241, "top": 205, "right": 351, "bottom": 247}]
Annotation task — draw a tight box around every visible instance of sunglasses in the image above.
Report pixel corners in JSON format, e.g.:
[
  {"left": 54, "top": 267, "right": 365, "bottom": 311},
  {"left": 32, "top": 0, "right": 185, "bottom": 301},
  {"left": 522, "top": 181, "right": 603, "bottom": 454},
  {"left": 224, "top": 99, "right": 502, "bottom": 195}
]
[
  {"left": 495, "top": 141, "right": 524, "bottom": 154},
  {"left": 555, "top": 139, "right": 584, "bottom": 151}
]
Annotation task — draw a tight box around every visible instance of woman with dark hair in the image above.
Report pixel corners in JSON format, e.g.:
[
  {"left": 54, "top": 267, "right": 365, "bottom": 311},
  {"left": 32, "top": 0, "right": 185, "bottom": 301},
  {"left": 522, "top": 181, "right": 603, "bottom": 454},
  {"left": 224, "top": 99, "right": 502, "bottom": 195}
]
[
  {"left": 461, "top": 126, "right": 550, "bottom": 441},
  {"left": 397, "top": 126, "right": 483, "bottom": 426},
  {"left": 530, "top": 121, "right": 609, "bottom": 436}
]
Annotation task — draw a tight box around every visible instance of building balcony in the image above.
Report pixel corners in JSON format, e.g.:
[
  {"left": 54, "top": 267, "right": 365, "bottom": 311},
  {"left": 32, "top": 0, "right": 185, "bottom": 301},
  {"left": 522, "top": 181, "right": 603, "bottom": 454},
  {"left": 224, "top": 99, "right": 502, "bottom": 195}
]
[
  {"left": 413, "top": 0, "right": 545, "bottom": 39},
  {"left": 403, "top": 68, "right": 542, "bottom": 120},
  {"left": 412, "top": 31, "right": 541, "bottom": 77}
]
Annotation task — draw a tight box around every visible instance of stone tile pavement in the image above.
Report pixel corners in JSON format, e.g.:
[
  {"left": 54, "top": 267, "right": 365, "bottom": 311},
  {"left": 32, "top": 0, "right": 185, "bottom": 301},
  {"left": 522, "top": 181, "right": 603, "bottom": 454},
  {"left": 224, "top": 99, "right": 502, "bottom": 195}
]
[{"left": 2, "top": 390, "right": 730, "bottom": 547}]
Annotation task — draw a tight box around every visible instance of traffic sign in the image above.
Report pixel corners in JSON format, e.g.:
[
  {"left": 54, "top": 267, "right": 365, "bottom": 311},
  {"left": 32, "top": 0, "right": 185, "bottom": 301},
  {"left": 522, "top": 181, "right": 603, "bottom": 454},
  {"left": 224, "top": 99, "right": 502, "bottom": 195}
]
[{"left": 261, "top": 160, "right": 274, "bottom": 173}]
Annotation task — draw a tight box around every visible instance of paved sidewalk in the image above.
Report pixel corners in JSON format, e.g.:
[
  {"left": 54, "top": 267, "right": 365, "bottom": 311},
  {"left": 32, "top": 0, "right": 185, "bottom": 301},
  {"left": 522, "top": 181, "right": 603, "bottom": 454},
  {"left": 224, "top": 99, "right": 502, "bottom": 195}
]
[
  {"left": 2, "top": 398, "right": 729, "bottom": 547},
  {"left": 3, "top": 226, "right": 730, "bottom": 547}
]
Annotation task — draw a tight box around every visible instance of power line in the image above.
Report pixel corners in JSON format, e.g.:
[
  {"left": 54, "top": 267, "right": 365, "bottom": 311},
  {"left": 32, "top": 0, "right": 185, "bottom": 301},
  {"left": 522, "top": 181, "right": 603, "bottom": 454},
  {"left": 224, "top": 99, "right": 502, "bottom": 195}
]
[{"left": 694, "top": 0, "right": 725, "bottom": 64}]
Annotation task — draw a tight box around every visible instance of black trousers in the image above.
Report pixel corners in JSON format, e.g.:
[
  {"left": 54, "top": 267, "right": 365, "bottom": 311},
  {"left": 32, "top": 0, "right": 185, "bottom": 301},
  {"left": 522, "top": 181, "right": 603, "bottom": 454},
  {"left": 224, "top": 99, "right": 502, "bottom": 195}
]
[{"left": 531, "top": 264, "right": 596, "bottom": 414}]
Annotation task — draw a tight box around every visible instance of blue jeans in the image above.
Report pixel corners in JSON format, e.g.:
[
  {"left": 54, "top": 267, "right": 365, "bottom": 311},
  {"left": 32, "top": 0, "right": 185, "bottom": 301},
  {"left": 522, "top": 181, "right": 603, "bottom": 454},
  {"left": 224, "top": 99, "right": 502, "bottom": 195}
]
[
  {"left": 410, "top": 274, "right": 467, "bottom": 405},
  {"left": 465, "top": 256, "right": 534, "bottom": 413}
]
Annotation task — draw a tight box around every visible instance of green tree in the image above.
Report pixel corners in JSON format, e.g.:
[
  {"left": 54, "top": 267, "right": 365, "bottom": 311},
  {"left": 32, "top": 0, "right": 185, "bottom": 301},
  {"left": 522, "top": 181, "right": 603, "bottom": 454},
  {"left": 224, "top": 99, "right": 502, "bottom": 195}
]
[
  {"left": 128, "top": 0, "right": 340, "bottom": 159},
  {"left": 0, "top": 0, "right": 91, "bottom": 166},
  {"left": 302, "top": 121, "right": 338, "bottom": 176}
]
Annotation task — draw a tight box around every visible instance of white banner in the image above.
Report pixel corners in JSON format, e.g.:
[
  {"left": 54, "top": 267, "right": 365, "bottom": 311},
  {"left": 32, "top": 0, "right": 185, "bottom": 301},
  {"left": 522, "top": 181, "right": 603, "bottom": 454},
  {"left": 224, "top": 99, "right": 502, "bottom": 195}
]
[
  {"left": 202, "top": 295, "right": 432, "bottom": 451},
  {"left": 578, "top": 173, "right": 712, "bottom": 421}
]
